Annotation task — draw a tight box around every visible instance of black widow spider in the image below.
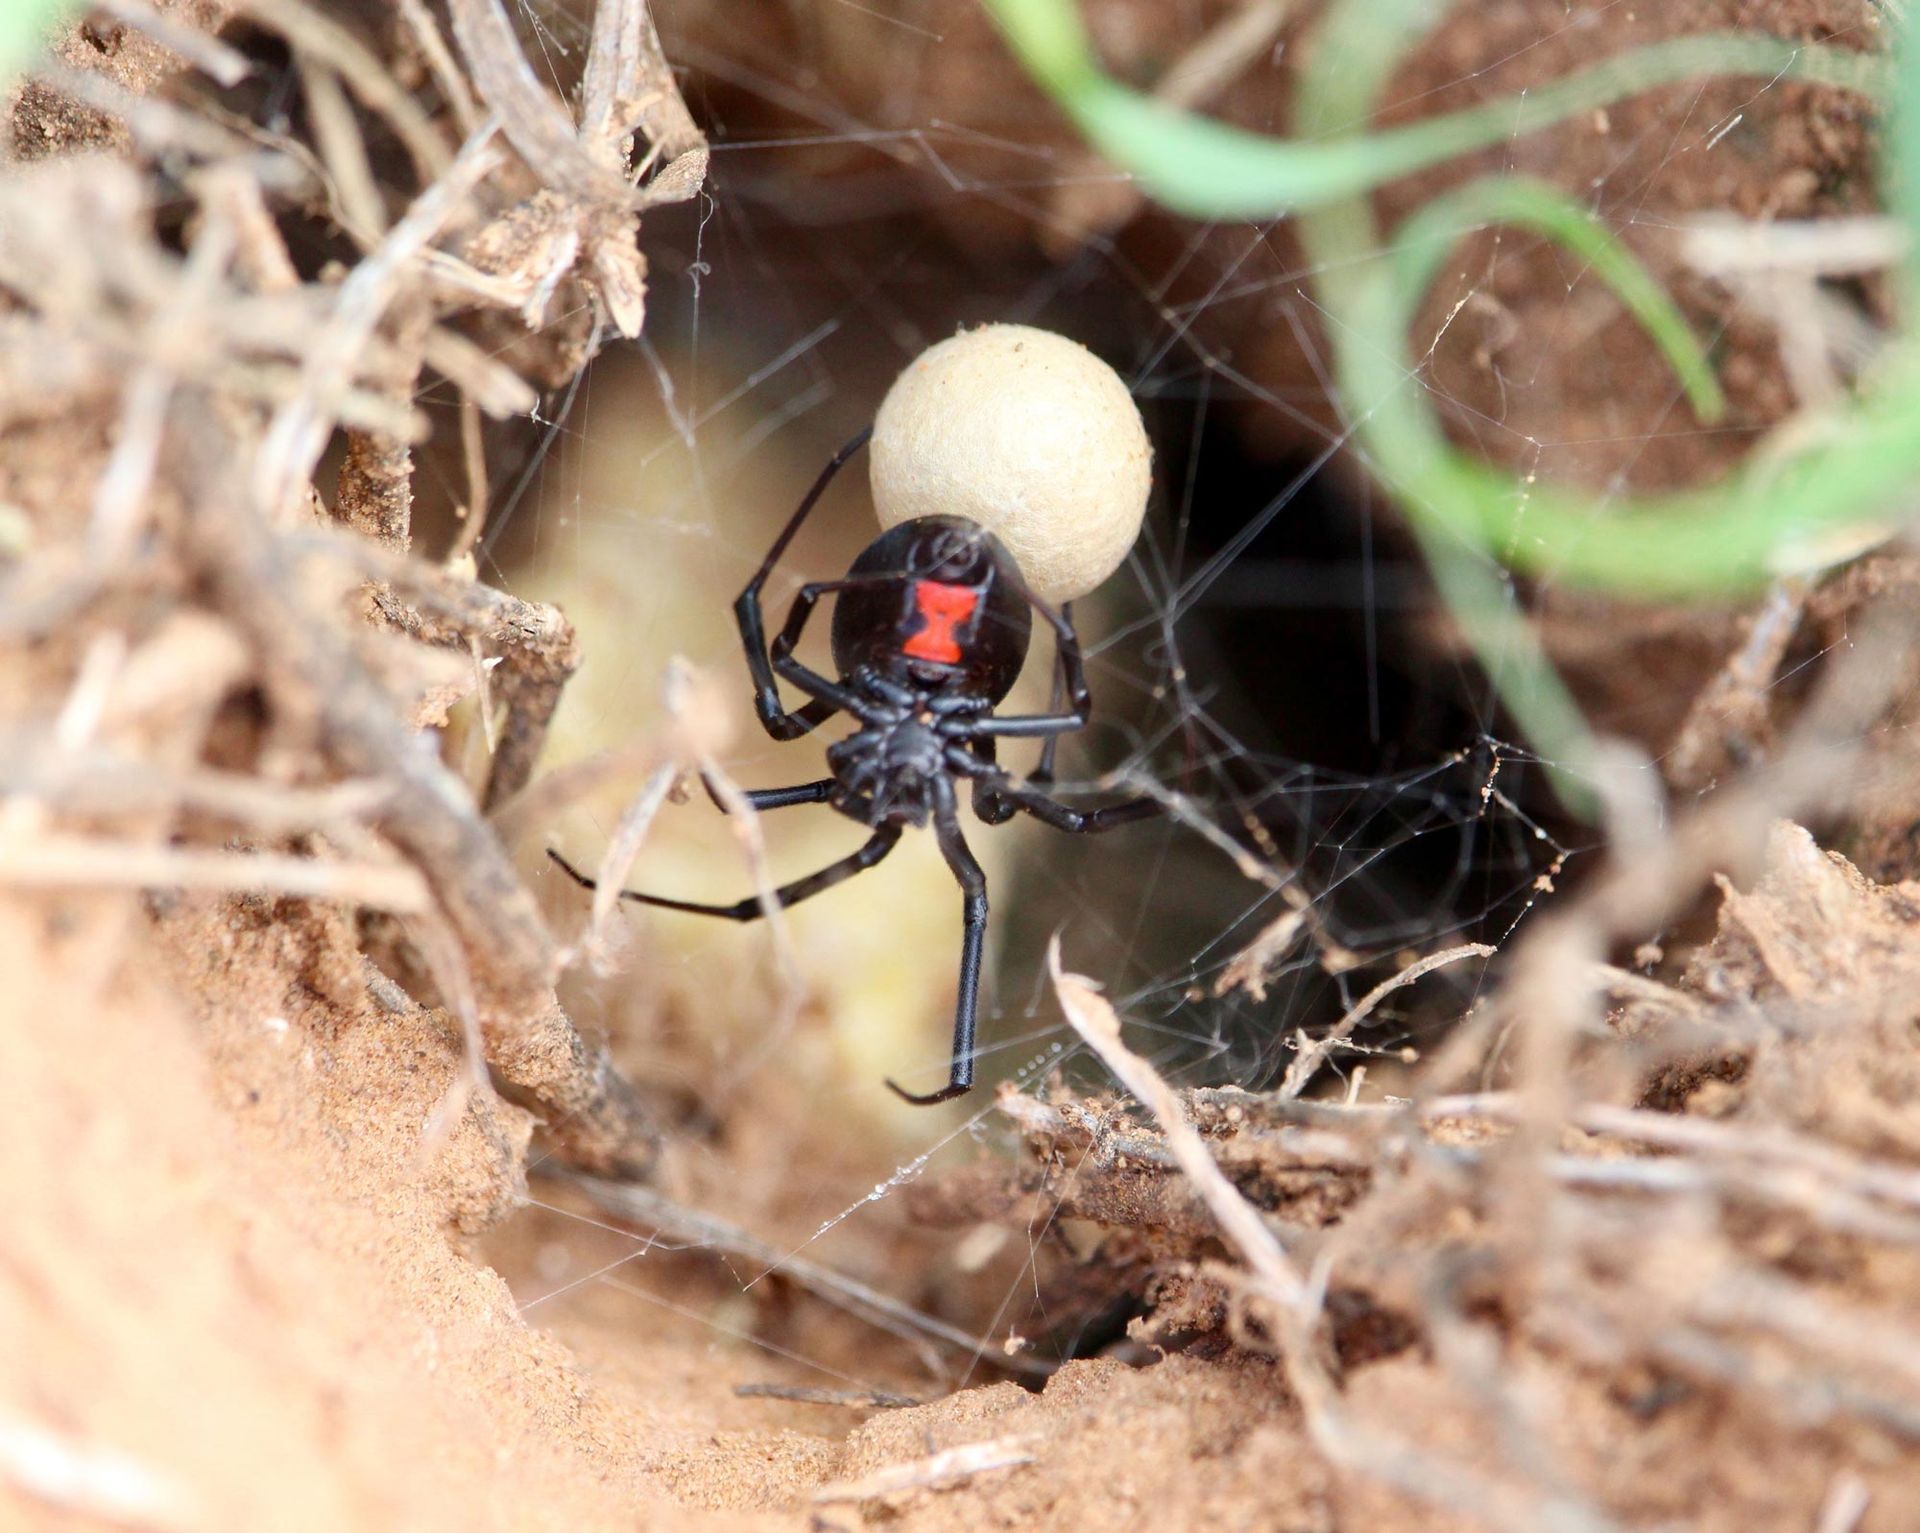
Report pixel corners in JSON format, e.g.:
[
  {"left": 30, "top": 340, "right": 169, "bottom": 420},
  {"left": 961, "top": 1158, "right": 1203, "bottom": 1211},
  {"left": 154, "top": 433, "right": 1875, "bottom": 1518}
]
[{"left": 550, "top": 426, "right": 1160, "bottom": 1104}]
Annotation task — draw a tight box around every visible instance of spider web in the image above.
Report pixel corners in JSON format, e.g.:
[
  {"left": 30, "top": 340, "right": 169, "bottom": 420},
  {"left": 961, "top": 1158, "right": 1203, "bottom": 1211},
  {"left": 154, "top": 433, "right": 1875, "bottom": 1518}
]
[{"left": 457, "top": 0, "right": 1862, "bottom": 1398}]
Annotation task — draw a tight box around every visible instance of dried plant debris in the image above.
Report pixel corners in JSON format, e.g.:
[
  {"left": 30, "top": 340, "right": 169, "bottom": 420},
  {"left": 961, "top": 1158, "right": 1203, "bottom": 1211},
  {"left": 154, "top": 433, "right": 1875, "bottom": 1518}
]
[
  {"left": 903, "top": 824, "right": 1920, "bottom": 1527},
  {"left": 1689, "top": 821, "right": 1920, "bottom": 1158},
  {"left": 0, "top": 0, "right": 706, "bottom": 1180}
]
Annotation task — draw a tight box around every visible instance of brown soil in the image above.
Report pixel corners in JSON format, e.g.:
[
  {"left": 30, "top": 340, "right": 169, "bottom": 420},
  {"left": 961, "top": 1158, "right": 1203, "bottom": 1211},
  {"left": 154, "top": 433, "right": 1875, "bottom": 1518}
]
[{"left": 7, "top": 3, "right": 1920, "bottom": 1533}]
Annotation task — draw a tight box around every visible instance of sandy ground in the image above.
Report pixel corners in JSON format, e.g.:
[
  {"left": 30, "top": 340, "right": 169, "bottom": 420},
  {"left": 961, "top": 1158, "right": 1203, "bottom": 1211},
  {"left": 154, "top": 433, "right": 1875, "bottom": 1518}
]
[{"left": 15, "top": 826, "right": 1920, "bottom": 1531}]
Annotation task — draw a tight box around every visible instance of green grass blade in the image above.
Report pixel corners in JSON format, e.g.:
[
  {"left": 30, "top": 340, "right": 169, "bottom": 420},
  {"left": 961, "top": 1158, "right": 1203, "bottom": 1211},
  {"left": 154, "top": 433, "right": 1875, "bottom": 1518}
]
[
  {"left": 989, "top": 0, "right": 1914, "bottom": 805},
  {"left": 1, "top": 0, "right": 69, "bottom": 83},
  {"left": 1893, "top": 4, "right": 1920, "bottom": 291},
  {"left": 1393, "top": 179, "right": 1725, "bottom": 424},
  {"left": 983, "top": 0, "right": 1888, "bottom": 218}
]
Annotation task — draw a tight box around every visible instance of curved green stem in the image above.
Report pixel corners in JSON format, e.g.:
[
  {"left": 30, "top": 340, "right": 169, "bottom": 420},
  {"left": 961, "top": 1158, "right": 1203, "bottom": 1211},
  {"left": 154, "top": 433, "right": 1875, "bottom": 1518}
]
[
  {"left": 1393, "top": 180, "right": 1726, "bottom": 426},
  {"left": 984, "top": 0, "right": 1888, "bottom": 217},
  {"left": 1296, "top": 2, "right": 1918, "bottom": 599},
  {"left": 1, "top": 0, "right": 70, "bottom": 82},
  {"left": 988, "top": 0, "right": 1915, "bottom": 800},
  {"left": 1291, "top": 0, "right": 1910, "bottom": 795}
]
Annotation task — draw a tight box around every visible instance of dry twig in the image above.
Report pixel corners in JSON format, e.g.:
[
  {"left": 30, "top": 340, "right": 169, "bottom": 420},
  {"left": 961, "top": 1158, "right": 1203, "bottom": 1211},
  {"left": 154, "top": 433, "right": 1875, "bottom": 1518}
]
[
  {"left": 733, "top": 1383, "right": 921, "bottom": 1410},
  {"left": 1279, "top": 942, "right": 1494, "bottom": 1098},
  {"left": 554, "top": 1173, "right": 1054, "bottom": 1382},
  {"left": 0, "top": 835, "right": 429, "bottom": 910},
  {"left": 811, "top": 1436, "right": 1037, "bottom": 1504},
  {"left": 1046, "top": 943, "right": 1621, "bottom": 1533}
]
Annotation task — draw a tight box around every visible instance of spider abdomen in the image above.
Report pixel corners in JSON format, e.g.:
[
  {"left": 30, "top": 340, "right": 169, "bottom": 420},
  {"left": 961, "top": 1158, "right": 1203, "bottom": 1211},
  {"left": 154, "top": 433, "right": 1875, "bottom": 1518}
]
[{"left": 829, "top": 515, "right": 1032, "bottom": 704}]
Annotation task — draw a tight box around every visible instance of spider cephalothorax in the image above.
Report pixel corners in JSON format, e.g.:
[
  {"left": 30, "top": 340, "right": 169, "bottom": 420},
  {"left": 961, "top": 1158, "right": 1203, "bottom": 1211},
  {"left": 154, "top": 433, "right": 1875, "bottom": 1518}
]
[
  {"left": 824, "top": 675, "right": 986, "bottom": 829},
  {"left": 551, "top": 427, "right": 1159, "bottom": 1105}
]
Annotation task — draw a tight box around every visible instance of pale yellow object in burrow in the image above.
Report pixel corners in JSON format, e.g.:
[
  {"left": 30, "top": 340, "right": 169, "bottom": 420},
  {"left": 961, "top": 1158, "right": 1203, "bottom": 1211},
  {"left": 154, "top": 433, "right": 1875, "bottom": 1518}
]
[{"left": 510, "top": 346, "right": 1043, "bottom": 1126}]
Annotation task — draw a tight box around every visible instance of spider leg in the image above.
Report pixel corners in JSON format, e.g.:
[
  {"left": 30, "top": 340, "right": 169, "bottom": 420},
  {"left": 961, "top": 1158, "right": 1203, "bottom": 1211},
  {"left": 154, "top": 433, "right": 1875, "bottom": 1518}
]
[
  {"left": 767, "top": 572, "right": 906, "bottom": 719},
  {"left": 886, "top": 784, "right": 986, "bottom": 1106},
  {"left": 964, "top": 587, "right": 1093, "bottom": 739},
  {"left": 966, "top": 765, "right": 1162, "bottom": 834},
  {"left": 735, "top": 426, "right": 873, "bottom": 740},
  {"left": 965, "top": 737, "right": 1018, "bottom": 825},
  {"left": 968, "top": 610, "right": 1075, "bottom": 823},
  {"left": 1031, "top": 602, "right": 1071, "bottom": 786},
  {"left": 547, "top": 829, "right": 898, "bottom": 922},
  {"left": 698, "top": 775, "right": 836, "bottom": 813}
]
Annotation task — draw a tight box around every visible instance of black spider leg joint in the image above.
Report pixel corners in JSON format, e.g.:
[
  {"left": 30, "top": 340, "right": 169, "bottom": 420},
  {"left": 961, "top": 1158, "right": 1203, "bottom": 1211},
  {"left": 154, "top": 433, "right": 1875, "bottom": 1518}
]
[
  {"left": 548, "top": 827, "right": 899, "bottom": 928},
  {"left": 733, "top": 425, "right": 873, "bottom": 741},
  {"left": 884, "top": 776, "right": 985, "bottom": 1106}
]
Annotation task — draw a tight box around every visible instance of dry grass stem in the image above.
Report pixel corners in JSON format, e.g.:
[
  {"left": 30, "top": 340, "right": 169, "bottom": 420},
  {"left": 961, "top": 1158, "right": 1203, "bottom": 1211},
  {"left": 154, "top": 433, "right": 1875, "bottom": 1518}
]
[
  {"left": 0, "top": 1414, "right": 199, "bottom": 1533},
  {"left": 733, "top": 1383, "right": 922, "bottom": 1409},
  {"left": 10, "top": 4, "right": 1920, "bottom": 1529},
  {"left": 1044, "top": 942, "right": 1620, "bottom": 1533},
  {"left": 94, "top": 0, "right": 253, "bottom": 87},
  {"left": 231, "top": 0, "right": 454, "bottom": 179},
  {"left": 1278, "top": 941, "right": 1494, "bottom": 1097},
  {"left": 255, "top": 122, "right": 500, "bottom": 519},
  {"left": 450, "top": 0, "right": 636, "bottom": 205},
  {"left": 0, "top": 743, "right": 393, "bottom": 834},
  {"left": 0, "top": 835, "right": 431, "bottom": 911},
  {"left": 395, "top": 0, "right": 485, "bottom": 135},
  {"left": 556, "top": 1174, "right": 1054, "bottom": 1381},
  {"left": 1049, "top": 938, "right": 1304, "bottom": 1302},
  {"left": 1130, "top": 773, "right": 1357, "bottom": 972},
  {"left": 1682, "top": 214, "right": 1908, "bottom": 275},
  {"left": 810, "top": 1436, "right": 1038, "bottom": 1503},
  {"left": 1211, "top": 906, "right": 1306, "bottom": 999},
  {"left": 582, "top": 762, "right": 680, "bottom": 969}
]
